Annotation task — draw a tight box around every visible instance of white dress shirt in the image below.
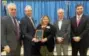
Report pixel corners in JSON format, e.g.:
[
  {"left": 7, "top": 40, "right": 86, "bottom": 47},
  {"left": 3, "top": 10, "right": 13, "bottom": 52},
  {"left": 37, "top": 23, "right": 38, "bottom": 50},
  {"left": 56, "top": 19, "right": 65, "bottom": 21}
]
[{"left": 58, "top": 20, "right": 63, "bottom": 30}]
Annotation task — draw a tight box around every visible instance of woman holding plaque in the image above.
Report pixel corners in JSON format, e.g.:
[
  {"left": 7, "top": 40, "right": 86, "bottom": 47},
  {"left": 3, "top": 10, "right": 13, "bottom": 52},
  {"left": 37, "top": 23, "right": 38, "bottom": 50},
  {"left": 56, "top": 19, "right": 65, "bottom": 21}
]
[{"left": 32, "top": 16, "right": 56, "bottom": 56}]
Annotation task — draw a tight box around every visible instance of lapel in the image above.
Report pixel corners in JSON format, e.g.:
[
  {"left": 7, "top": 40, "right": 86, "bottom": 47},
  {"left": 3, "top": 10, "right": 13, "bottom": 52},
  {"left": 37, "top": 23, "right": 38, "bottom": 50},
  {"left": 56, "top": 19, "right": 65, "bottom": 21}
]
[
  {"left": 56, "top": 21, "right": 60, "bottom": 31},
  {"left": 74, "top": 15, "right": 85, "bottom": 28},
  {"left": 45, "top": 24, "right": 50, "bottom": 31},
  {"left": 73, "top": 16, "right": 77, "bottom": 28},
  {"left": 78, "top": 15, "right": 84, "bottom": 27},
  {"left": 26, "top": 16, "right": 35, "bottom": 28},
  {"left": 61, "top": 19, "right": 65, "bottom": 30},
  {"left": 56, "top": 19, "right": 63, "bottom": 31},
  {"left": 8, "top": 16, "right": 16, "bottom": 31}
]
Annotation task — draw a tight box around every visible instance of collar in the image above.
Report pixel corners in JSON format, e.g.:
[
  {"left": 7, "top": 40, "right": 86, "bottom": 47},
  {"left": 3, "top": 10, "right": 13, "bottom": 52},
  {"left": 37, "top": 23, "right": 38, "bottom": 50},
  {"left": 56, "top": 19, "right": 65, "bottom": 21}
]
[
  {"left": 58, "top": 19, "right": 63, "bottom": 22},
  {"left": 76, "top": 14, "right": 83, "bottom": 18},
  {"left": 29, "top": 17, "right": 32, "bottom": 19}
]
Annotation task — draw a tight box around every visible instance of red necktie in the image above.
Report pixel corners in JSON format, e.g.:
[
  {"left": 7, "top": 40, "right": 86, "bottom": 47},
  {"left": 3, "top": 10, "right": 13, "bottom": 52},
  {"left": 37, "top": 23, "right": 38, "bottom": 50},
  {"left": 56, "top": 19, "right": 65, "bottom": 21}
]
[{"left": 77, "top": 16, "right": 80, "bottom": 27}]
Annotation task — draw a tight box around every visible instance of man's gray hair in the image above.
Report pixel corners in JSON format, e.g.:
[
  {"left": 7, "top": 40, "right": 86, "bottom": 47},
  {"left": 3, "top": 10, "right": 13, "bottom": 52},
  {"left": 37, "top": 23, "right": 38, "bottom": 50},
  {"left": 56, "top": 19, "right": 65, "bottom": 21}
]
[
  {"left": 6, "top": 3, "right": 16, "bottom": 10},
  {"left": 25, "top": 5, "right": 32, "bottom": 11},
  {"left": 57, "top": 8, "right": 64, "bottom": 14}
]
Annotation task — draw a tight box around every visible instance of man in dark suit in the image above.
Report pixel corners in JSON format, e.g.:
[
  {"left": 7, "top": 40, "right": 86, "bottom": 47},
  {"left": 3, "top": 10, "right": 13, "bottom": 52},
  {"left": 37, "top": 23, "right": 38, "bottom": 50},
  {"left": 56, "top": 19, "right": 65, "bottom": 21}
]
[
  {"left": 54, "top": 8, "right": 70, "bottom": 56},
  {"left": 71, "top": 4, "right": 89, "bottom": 56},
  {"left": 20, "top": 5, "right": 38, "bottom": 56},
  {"left": 1, "top": 3, "right": 21, "bottom": 56}
]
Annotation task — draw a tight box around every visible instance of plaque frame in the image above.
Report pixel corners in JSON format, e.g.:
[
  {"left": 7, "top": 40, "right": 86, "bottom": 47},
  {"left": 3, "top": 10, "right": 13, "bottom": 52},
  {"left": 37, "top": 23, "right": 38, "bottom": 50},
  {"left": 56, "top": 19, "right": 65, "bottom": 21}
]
[{"left": 35, "top": 29, "right": 44, "bottom": 40}]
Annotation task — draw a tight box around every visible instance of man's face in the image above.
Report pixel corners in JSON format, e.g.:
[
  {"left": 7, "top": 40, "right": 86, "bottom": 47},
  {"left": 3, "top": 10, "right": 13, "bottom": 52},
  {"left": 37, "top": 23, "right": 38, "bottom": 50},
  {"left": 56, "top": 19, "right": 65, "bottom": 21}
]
[
  {"left": 76, "top": 6, "right": 83, "bottom": 15},
  {"left": 25, "top": 10, "right": 32, "bottom": 16},
  {"left": 58, "top": 11, "right": 64, "bottom": 20},
  {"left": 8, "top": 6, "right": 16, "bottom": 17}
]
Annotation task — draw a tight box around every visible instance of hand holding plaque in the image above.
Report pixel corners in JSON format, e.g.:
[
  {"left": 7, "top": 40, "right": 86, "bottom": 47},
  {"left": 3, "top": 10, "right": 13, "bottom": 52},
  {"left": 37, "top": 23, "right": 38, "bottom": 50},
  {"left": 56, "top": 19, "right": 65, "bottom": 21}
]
[
  {"left": 32, "top": 37, "right": 39, "bottom": 42},
  {"left": 41, "top": 38, "right": 47, "bottom": 43},
  {"left": 35, "top": 30, "right": 44, "bottom": 41}
]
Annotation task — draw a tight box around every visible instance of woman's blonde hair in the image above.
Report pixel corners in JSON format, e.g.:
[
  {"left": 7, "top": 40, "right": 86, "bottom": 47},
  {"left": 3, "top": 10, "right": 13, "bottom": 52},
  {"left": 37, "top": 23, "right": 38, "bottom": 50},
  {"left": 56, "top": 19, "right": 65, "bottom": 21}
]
[{"left": 40, "top": 15, "right": 50, "bottom": 24}]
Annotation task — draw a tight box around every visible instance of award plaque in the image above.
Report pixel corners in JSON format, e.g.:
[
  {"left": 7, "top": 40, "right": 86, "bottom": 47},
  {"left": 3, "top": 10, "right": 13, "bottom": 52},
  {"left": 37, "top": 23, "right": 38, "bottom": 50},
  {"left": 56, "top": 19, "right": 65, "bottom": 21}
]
[{"left": 35, "top": 30, "right": 44, "bottom": 40}]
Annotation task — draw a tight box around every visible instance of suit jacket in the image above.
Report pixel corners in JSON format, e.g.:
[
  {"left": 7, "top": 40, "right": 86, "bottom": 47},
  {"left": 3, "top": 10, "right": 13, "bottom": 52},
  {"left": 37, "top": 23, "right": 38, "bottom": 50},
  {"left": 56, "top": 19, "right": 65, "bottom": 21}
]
[
  {"left": 54, "top": 19, "right": 70, "bottom": 44},
  {"left": 71, "top": 14, "right": 89, "bottom": 47},
  {"left": 1, "top": 16, "right": 20, "bottom": 51},
  {"left": 36, "top": 23, "right": 56, "bottom": 52},
  {"left": 20, "top": 16, "right": 35, "bottom": 44}
]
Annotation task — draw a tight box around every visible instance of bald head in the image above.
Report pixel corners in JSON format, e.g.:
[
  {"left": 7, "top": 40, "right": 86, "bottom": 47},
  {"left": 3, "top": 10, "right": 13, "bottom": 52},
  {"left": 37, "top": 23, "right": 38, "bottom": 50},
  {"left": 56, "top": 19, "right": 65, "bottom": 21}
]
[
  {"left": 57, "top": 8, "right": 64, "bottom": 20},
  {"left": 7, "top": 3, "right": 16, "bottom": 17},
  {"left": 25, "top": 5, "right": 32, "bottom": 17}
]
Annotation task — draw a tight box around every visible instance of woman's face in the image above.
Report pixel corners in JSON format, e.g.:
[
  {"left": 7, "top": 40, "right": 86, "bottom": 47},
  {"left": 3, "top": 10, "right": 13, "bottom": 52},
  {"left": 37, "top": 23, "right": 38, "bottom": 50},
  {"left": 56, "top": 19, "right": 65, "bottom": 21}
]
[{"left": 42, "top": 16, "right": 49, "bottom": 25}]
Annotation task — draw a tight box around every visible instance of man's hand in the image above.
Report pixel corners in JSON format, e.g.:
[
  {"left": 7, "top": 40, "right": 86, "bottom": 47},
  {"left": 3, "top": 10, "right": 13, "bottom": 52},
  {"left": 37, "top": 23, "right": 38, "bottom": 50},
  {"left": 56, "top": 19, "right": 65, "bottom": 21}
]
[
  {"left": 56, "top": 37, "right": 64, "bottom": 43},
  {"left": 32, "top": 38, "right": 39, "bottom": 42},
  {"left": 3, "top": 45, "right": 10, "bottom": 53},
  {"left": 73, "top": 36, "right": 81, "bottom": 42},
  {"left": 41, "top": 38, "right": 47, "bottom": 43}
]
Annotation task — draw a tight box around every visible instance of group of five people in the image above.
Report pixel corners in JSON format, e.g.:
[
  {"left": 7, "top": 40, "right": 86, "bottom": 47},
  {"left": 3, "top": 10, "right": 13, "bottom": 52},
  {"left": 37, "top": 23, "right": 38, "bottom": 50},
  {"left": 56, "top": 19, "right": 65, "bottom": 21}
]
[{"left": 1, "top": 3, "right": 89, "bottom": 56}]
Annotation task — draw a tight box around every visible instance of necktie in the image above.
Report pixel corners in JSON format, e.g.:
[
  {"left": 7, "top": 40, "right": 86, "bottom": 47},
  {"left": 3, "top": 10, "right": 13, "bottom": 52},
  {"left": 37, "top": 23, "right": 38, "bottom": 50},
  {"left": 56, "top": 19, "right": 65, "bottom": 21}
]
[
  {"left": 13, "top": 17, "right": 20, "bottom": 40},
  {"left": 77, "top": 16, "right": 80, "bottom": 27},
  {"left": 29, "top": 17, "right": 35, "bottom": 28}
]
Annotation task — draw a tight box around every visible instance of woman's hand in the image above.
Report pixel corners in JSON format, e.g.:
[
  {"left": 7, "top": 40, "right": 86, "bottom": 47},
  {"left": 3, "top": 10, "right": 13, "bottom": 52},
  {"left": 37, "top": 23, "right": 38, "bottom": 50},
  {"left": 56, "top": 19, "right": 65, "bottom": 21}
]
[
  {"left": 41, "top": 38, "right": 47, "bottom": 43},
  {"left": 32, "top": 38, "right": 39, "bottom": 42}
]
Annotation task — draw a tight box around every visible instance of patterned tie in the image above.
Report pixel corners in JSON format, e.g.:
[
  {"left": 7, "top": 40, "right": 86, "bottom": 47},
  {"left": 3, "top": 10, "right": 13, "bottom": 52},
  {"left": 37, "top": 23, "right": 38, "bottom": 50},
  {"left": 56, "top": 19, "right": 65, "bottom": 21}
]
[
  {"left": 29, "top": 17, "right": 35, "bottom": 28},
  {"left": 13, "top": 17, "right": 20, "bottom": 40},
  {"left": 77, "top": 16, "right": 80, "bottom": 27}
]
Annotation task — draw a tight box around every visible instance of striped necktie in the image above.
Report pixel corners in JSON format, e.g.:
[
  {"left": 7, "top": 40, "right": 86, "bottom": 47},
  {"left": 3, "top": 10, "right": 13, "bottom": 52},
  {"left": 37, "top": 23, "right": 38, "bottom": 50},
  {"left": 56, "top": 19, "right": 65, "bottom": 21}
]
[
  {"left": 29, "top": 17, "right": 35, "bottom": 28},
  {"left": 13, "top": 17, "right": 20, "bottom": 40}
]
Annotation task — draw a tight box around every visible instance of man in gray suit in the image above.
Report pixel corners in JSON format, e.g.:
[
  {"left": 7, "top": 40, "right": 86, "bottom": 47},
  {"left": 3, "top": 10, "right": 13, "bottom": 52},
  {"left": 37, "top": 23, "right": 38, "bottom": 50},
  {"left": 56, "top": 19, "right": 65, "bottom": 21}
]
[
  {"left": 54, "top": 8, "right": 70, "bottom": 56},
  {"left": 1, "top": 3, "right": 21, "bottom": 56}
]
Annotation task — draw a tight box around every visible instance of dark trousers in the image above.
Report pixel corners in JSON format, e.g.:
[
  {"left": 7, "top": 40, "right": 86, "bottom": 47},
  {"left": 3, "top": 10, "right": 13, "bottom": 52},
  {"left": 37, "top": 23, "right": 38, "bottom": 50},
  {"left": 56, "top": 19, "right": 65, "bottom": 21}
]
[
  {"left": 23, "top": 38, "right": 34, "bottom": 56},
  {"left": 72, "top": 42, "right": 88, "bottom": 56},
  {"left": 31, "top": 43, "right": 54, "bottom": 56},
  {"left": 1, "top": 46, "right": 4, "bottom": 52},
  {"left": 31, "top": 43, "right": 41, "bottom": 56},
  {"left": 7, "top": 41, "right": 21, "bottom": 56}
]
